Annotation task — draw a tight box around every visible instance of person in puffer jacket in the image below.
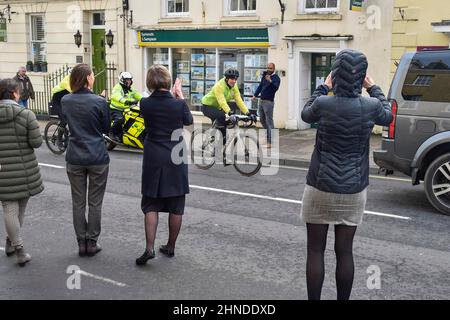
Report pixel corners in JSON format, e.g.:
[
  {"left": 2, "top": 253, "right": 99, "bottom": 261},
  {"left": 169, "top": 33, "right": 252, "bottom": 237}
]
[
  {"left": 300, "top": 49, "right": 392, "bottom": 300},
  {"left": 0, "top": 78, "right": 44, "bottom": 267}
]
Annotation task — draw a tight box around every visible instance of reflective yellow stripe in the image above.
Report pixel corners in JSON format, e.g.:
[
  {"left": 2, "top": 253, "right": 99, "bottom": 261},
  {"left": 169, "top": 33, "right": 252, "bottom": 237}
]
[{"left": 138, "top": 42, "right": 269, "bottom": 47}]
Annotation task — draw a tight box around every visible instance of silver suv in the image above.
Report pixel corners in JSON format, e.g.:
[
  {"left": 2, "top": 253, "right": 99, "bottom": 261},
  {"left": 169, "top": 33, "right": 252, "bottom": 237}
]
[{"left": 374, "top": 49, "right": 450, "bottom": 215}]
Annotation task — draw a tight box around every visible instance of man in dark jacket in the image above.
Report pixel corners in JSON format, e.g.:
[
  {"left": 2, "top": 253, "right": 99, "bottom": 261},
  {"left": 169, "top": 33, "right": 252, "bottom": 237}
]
[
  {"left": 13, "top": 67, "right": 35, "bottom": 108},
  {"left": 252, "top": 63, "right": 280, "bottom": 148}
]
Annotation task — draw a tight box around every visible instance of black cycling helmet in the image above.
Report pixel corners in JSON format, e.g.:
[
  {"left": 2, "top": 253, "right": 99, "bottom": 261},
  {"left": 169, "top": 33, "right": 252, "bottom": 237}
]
[{"left": 224, "top": 68, "right": 239, "bottom": 79}]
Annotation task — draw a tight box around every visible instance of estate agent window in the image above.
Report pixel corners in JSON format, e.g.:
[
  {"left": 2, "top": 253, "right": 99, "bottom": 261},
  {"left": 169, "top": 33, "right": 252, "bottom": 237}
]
[{"left": 147, "top": 47, "right": 267, "bottom": 112}]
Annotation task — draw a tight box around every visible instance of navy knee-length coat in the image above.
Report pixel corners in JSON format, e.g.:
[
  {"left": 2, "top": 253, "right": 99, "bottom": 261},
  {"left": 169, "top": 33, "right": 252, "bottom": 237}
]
[{"left": 140, "top": 90, "right": 193, "bottom": 198}]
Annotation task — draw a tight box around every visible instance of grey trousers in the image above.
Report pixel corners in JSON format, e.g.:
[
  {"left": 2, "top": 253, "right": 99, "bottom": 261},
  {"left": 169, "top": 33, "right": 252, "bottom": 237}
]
[
  {"left": 1, "top": 198, "right": 29, "bottom": 247},
  {"left": 66, "top": 163, "right": 109, "bottom": 243},
  {"left": 258, "top": 99, "right": 275, "bottom": 143}
]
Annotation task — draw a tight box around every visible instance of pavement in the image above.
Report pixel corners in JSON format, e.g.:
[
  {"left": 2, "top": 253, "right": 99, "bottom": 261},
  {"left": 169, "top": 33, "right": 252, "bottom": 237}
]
[{"left": 37, "top": 118, "right": 383, "bottom": 171}]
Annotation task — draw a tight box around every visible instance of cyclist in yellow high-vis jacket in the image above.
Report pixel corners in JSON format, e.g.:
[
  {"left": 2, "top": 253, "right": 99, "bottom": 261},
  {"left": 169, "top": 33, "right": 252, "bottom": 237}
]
[
  {"left": 51, "top": 74, "right": 71, "bottom": 118},
  {"left": 50, "top": 73, "right": 72, "bottom": 145},
  {"left": 110, "top": 72, "right": 142, "bottom": 141},
  {"left": 201, "top": 68, "right": 256, "bottom": 145}
]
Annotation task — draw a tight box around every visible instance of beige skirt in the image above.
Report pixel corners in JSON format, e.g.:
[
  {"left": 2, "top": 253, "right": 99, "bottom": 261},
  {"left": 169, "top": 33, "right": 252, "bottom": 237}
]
[{"left": 300, "top": 184, "right": 367, "bottom": 226}]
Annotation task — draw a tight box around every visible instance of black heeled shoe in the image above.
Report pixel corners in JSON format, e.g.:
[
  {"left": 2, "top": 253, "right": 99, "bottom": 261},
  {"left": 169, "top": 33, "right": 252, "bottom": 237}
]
[
  {"left": 136, "top": 249, "right": 155, "bottom": 265},
  {"left": 159, "top": 245, "right": 175, "bottom": 258}
]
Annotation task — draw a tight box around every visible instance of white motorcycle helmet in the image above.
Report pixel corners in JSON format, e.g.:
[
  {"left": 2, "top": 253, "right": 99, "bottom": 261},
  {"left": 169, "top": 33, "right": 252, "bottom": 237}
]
[{"left": 118, "top": 71, "right": 133, "bottom": 86}]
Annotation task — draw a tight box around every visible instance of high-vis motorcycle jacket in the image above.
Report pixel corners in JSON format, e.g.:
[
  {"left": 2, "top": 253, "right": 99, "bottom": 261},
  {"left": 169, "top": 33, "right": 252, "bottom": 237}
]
[{"left": 110, "top": 83, "right": 143, "bottom": 112}]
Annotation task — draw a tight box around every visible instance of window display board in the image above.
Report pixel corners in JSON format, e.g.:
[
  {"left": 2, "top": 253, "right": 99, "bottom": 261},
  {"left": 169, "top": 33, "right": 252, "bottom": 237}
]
[{"left": 243, "top": 54, "right": 267, "bottom": 110}]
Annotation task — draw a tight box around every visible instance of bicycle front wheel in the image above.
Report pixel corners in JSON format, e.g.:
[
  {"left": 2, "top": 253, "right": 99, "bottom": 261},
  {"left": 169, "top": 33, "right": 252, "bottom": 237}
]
[
  {"left": 44, "top": 120, "right": 67, "bottom": 155},
  {"left": 232, "top": 134, "right": 262, "bottom": 176},
  {"left": 191, "top": 128, "right": 217, "bottom": 170}
]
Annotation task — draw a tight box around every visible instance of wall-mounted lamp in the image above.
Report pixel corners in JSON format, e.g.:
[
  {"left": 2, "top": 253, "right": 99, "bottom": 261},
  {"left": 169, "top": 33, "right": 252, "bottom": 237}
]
[
  {"left": 105, "top": 29, "right": 114, "bottom": 48},
  {"left": 74, "top": 30, "right": 82, "bottom": 48},
  {"left": 0, "top": 4, "right": 18, "bottom": 23}
]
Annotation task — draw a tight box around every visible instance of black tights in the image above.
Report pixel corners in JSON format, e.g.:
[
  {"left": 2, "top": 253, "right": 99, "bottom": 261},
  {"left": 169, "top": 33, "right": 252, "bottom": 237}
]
[
  {"left": 306, "top": 223, "right": 357, "bottom": 300},
  {"left": 144, "top": 212, "right": 182, "bottom": 253}
]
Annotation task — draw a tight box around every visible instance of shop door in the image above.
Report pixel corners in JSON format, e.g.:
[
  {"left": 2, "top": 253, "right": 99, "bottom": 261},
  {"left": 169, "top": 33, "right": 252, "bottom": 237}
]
[
  {"left": 310, "top": 53, "right": 335, "bottom": 128},
  {"left": 311, "top": 53, "right": 335, "bottom": 94},
  {"left": 91, "top": 29, "right": 106, "bottom": 94}
]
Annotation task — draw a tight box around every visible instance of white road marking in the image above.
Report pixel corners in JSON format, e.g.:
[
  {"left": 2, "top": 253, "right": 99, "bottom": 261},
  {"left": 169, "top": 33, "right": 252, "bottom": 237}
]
[
  {"left": 190, "top": 184, "right": 412, "bottom": 221},
  {"left": 76, "top": 270, "right": 128, "bottom": 287},
  {"left": 39, "top": 163, "right": 65, "bottom": 169},
  {"left": 40, "top": 160, "right": 410, "bottom": 182},
  {"left": 37, "top": 161, "right": 412, "bottom": 219},
  {"left": 191, "top": 185, "right": 302, "bottom": 204},
  {"left": 0, "top": 247, "right": 125, "bottom": 287}
]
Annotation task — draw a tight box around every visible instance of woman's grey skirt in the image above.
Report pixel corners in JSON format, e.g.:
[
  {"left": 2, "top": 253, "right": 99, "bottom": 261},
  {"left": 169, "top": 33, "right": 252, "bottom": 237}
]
[{"left": 300, "top": 184, "right": 367, "bottom": 226}]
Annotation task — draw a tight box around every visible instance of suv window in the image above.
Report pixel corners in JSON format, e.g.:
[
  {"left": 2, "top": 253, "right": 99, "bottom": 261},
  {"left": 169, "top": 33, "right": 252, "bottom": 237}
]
[{"left": 401, "top": 51, "right": 450, "bottom": 102}]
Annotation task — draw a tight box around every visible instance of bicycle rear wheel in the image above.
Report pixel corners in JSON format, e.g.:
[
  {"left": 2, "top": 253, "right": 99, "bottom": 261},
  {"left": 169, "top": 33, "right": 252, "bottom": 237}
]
[
  {"left": 44, "top": 120, "right": 67, "bottom": 155},
  {"left": 191, "top": 128, "right": 217, "bottom": 170},
  {"left": 232, "top": 134, "right": 262, "bottom": 176}
]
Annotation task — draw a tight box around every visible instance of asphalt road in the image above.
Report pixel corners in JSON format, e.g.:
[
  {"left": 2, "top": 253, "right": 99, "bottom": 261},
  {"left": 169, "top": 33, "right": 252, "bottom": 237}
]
[{"left": 0, "top": 145, "right": 449, "bottom": 300}]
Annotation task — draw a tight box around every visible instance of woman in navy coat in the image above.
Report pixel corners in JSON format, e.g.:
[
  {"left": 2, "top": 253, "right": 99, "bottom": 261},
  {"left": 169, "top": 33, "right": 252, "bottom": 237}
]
[{"left": 136, "top": 65, "right": 193, "bottom": 265}]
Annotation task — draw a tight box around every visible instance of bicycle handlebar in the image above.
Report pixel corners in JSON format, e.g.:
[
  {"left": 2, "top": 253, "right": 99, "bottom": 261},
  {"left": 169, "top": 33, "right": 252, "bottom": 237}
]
[{"left": 225, "top": 114, "right": 256, "bottom": 128}]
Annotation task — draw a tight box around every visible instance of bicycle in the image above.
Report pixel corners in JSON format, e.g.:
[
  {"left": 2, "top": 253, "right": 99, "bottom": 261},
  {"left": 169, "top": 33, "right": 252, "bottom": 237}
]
[
  {"left": 44, "top": 116, "right": 69, "bottom": 155},
  {"left": 191, "top": 114, "right": 262, "bottom": 176}
]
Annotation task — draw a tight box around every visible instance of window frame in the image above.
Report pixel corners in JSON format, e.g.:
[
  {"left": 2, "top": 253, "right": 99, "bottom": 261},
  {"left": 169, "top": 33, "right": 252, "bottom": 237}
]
[
  {"left": 165, "top": 0, "right": 190, "bottom": 17},
  {"left": 412, "top": 75, "right": 434, "bottom": 87},
  {"left": 29, "top": 14, "right": 46, "bottom": 63},
  {"left": 91, "top": 11, "right": 106, "bottom": 27},
  {"left": 226, "top": 0, "right": 257, "bottom": 16},
  {"left": 299, "top": 0, "right": 340, "bottom": 14}
]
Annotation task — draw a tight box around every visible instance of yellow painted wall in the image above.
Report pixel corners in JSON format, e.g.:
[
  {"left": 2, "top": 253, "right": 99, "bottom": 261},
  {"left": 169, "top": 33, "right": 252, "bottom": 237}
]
[{"left": 392, "top": 0, "right": 450, "bottom": 76}]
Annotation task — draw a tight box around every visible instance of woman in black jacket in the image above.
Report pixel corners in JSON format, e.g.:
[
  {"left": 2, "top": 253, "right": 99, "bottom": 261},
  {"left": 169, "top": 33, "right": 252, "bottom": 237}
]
[
  {"left": 136, "top": 65, "right": 193, "bottom": 265},
  {"left": 61, "top": 64, "right": 111, "bottom": 257},
  {"left": 300, "top": 49, "right": 393, "bottom": 300}
]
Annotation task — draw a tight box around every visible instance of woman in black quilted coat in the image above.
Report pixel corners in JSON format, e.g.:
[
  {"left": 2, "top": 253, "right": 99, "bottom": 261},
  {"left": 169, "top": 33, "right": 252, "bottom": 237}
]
[{"left": 300, "top": 49, "right": 393, "bottom": 300}]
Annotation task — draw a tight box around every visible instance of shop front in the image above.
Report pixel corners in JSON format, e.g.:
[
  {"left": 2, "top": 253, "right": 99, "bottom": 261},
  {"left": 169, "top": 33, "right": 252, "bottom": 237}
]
[{"left": 138, "top": 28, "right": 269, "bottom": 112}]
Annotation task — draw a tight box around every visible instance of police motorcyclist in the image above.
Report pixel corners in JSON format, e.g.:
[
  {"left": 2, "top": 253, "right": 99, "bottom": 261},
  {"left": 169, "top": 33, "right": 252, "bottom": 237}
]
[
  {"left": 201, "top": 68, "right": 256, "bottom": 146},
  {"left": 110, "top": 72, "right": 142, "bottom": 141}
]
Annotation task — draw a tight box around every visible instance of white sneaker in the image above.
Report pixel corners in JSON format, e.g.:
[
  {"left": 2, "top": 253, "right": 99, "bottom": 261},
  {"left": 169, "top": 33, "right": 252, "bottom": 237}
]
[{"left": 15, "top": 246, "right": 31, "bottom": 267}]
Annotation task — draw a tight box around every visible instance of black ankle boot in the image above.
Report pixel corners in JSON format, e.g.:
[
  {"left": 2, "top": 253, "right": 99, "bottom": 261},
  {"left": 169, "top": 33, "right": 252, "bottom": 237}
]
[{"left": 136, "top": 249, "right": 155, "bottom": 265}]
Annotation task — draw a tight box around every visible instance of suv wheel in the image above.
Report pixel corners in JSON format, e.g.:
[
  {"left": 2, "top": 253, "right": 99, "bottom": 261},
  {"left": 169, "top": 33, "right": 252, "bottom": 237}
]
[{"left": 424, "top": 153, "right": 450, "bottom": 215}]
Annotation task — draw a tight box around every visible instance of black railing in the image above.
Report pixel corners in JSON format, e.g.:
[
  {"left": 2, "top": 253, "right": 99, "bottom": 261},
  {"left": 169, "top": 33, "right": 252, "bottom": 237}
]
[{"left": 28, "top": 62, "right": 117, "bottom": 117}]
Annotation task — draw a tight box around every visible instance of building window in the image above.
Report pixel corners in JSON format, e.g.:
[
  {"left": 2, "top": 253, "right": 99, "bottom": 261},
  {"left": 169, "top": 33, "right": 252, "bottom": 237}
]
[
  {"left": 29, "top": 15, "right": 46, "bottom": 63},
  {"left": 402, "top": 51, "right": 450, "bottom": 103},
  {"left": 302, "top": 0, "right": 339, "bottom": 13},
  {"left": 92, "top": 12, "right": 105, "bottom": 26},
  {"left": 412, "top": 75, "right": 434, "bottom": 86},
  {"left": 229, "top": 0, "right": 257, "bottom": 15},
  {"left": 167, "top": 0, "right": 189, "bottom": 15}
]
